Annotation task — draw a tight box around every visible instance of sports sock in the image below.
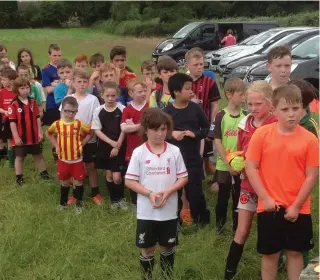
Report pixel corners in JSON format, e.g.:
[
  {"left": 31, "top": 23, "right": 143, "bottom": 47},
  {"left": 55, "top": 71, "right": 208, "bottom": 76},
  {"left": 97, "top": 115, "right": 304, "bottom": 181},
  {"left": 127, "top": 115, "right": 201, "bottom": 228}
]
[
  {"left": 160, "top": 248, "right": 175, "bottom": 279},
  {"left": 7, "top": 149, "right": 14, "bottom": 168},
  {"left": 224, "top": 240, "right": 244, "bottom": 280},
  {"left": 106, "top": 180, "right": 116, "bottom": 203},
  {"left": 16, "top": 174, "right": 23, "bottom": 181},
  {"left": 140, "top": 253, "right": 154, "bottom": 280},
  {"left": 60, "top": 185, "right": 70, "bottom": 206},
  {"left": 114, "top": 182, "right": 124, "bottom": 202},
  {"left": 74, "top": 185, "right": 84, "bottom": 207},
  {"left": 91, "top": 186, "right": 100, "bottom": 198}
]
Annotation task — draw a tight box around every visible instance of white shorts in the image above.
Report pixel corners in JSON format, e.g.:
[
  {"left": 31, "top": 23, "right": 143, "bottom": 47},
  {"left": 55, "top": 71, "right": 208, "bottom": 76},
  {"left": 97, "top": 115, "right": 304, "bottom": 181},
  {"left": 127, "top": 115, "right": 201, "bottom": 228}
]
[{"left": 237, "top": 190, "right": 258, "bottom": 213}]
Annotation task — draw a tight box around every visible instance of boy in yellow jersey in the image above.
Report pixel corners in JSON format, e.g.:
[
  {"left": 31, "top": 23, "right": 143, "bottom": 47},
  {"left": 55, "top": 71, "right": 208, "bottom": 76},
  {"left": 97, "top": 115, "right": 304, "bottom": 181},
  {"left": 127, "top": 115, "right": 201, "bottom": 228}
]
[{"left": 46, "top": 96, "right": 91, "bottom": 213}]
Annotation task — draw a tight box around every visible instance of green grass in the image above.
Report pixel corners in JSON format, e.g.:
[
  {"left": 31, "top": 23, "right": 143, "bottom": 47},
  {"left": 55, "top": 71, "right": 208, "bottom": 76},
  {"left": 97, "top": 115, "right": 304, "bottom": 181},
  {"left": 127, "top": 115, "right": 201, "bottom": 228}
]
[{"left": 0, "top": 28, "right": 318, "bottom": 280}]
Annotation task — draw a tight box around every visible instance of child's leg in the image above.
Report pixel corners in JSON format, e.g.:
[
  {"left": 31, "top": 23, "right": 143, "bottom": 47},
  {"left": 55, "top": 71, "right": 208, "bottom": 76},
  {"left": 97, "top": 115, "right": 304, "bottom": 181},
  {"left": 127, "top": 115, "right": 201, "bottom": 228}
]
[
  {"left": 261, "top": 252, "right": 281, "bottom": 280},
  {"left": 7, "top": 139, "right": 14, "bottom": 168},
  {"left": 74, "top": 179, "right": 84, "bottom": 209},
  {"left": 225, "top": 209, "right": 255, "bottom": 279},
  {"left": 32, "top": 145, "right": 51, "bottom": 179},
  {"left": 160, "top": 246, "right": 175, "bottom": 278},
  {"left": 15, "top": 155, "right": 24, "bottom": 184},
  {"left": 85, "top": 162, "right": 99, "bottom": 197},
  {"left": 0, "top": 138, "right": 4, "bottom": 150},
  {"left": 285, "top": 250, "right": 303, "bottom": 280},
  {"left": 231, "top": 175, "right": 241, "bottom": 232},
  {"left": 106, "top": 170, "right": 117, "bottom": 207},
  {"left": 113, "top": 172, "right": 125, "bottom": 202},
  {"left": 140, "top": 247, "right": 156, "bottom": 280},
  {"left": 60, "top": 179, "right": 71, "bottom": 207}
]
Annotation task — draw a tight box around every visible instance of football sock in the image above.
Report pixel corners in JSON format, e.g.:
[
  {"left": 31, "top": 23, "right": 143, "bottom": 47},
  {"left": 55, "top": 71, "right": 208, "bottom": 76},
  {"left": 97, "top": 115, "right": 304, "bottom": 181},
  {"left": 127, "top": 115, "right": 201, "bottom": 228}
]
[
  {"left": 106, "top": 181, "right": 116, "bottom": 203},
  {"left": 114, "top": 181, "right": 124, "bottom": 202},
  {"left": 74, "top": 185, "right": 84, "bottom": 207},
  {"left": 7, "top": 149, "right": 14, "bottom": 168},
  {"left": 160, "top": 248, "right": 175, "bottom": 279},
  {"left": 91, "top": 186, "right": 100, "bottom": 197},
  {"left": 224, "top": 241, "right": 244, "bottom": 280},
  {"left": 140, "top": 253, "right": 154, "bottom": 280},
  {"left": 60, "top": 185, "right": 70, "bottom": 206}
]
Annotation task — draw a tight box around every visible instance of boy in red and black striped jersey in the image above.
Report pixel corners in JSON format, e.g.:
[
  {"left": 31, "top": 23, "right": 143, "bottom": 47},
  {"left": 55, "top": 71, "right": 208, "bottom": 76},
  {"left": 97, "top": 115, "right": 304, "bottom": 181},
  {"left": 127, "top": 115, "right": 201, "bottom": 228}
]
[
  {"left": 0, "top": 68, "right": 18, "bottom": 167},
  {"left": 185, "top": 48, "right": 221, "bottom": 181},
  {"left": 8, "top": 77, "right": 50, "bottom": 186}
]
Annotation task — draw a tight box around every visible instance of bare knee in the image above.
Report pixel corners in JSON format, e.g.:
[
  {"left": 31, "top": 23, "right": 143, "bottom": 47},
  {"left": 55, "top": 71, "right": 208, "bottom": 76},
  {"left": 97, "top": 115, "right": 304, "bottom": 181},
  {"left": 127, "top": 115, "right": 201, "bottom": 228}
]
[
  {"left": 285, "top": 250, "right": 302, "bottom": 259},
  {"left": 106, "top": 170, "right": 113, "bottom": 182},
  {"left": 15, "top": 156, "right": 24, "bottom": 162},
  {"left": 142, "top": 246, "right": 156, "bottom": 257},
  {"left": 74, "top": 180, "right": 83, "bottom": 186},
  {"left": 113, "top": 173, "right": 122, "bottom": 185},
  {"left": 234, "top": 227, "right": 250, "bottom": 244},
  {"left": 86, "top": 162, "right": 95, "bottom": 173}
]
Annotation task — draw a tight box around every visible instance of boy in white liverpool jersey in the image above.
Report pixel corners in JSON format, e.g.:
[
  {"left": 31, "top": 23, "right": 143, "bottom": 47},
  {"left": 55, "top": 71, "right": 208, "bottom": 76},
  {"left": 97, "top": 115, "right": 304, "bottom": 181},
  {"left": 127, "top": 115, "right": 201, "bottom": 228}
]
[{"left": 125, "top": 108, "right": 188, "bottom": 280}]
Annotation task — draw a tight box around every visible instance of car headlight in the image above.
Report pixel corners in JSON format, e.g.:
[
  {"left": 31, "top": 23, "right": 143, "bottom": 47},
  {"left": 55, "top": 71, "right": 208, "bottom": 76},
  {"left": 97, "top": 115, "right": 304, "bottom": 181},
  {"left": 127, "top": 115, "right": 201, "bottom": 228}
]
[
  {"left": 232, "top": 66, "right": 250, "bottom": 74},
  {"left": 162, "top": 43, "right": 173, "bottom": 52},
  {"left": 222, "top": 51, "right": 241, "bottom": 57}
]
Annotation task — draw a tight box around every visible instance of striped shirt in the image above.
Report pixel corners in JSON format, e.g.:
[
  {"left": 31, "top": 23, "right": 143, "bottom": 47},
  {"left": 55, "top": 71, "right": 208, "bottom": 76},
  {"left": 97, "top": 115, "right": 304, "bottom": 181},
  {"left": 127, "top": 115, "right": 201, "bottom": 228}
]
[
  {"left": 192, "top": 74, "right": 221, "bottom": 122},
  {"left": 47, "top": 119, "right": 90, "bottom": 161}
]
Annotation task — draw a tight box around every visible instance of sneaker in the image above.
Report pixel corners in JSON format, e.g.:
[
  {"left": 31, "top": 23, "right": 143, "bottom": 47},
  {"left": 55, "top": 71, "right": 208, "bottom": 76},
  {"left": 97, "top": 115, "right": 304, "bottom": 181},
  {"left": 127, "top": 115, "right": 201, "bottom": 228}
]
[
  {"left": 75, "top": 206, "right": 83, "bottom": 214},
  {"left": 210, "top": 182, "right": 219, "bottom": 192},
  {"left": 118, "top": 199, "right": 128, "bottom": 211},
  {"left": 110, "top": 202, "right": 119, "bottom": 210},
  {"left": 180, "top": 209, "right": 193, "bottom": 225},
  {"left": 16, "top": 177, "right": 24, "bottom": 186},
  {"left": 67, "top": 196, "right": 77, "bottom": 206},
  {"left": 92, "top": 194, "right": 103, "bottom": 205},
  {"left": 58, "top": 205, "right": 67, "bottom": 210},
  {"left": 40, "top": 171, "right": 52, "bottom": 181},
  {"left": 131, "top": 203, "right": 137, "bottom": 213}
]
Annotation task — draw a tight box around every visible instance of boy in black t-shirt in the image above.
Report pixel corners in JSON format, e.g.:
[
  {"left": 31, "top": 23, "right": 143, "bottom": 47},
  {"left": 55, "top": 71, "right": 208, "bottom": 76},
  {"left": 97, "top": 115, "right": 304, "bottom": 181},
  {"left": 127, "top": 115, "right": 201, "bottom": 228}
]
[{"left": 164, "top": 73, "right": 210, "bottom": 226}]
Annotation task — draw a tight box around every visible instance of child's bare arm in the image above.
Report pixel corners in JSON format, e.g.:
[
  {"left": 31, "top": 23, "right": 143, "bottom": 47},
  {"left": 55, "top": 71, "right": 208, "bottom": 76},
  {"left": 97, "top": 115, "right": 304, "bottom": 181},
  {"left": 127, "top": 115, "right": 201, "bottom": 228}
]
[
  {"left": 245, "top": 159, "right": 278, "bottom": 212},
  {"left": 121, "top": 123, "right": 140, "bottom": 133},
  {"left": 37, "top": 117, "right": 43, "bottom": 141},
  {"left": 94, "top": 130, "right": 117, "bottom": 148},
  {"left": 210, "top": 101, "right": 219, "bottom": 123},
  {"left": 0, "top": 108, "right": 7, "bottom": 115},
  {"left": 45, "top": 131, "right": 57, "bottom": 148},
  {"left": 116, "top": 131, "right": 126, "bottom": 148}
]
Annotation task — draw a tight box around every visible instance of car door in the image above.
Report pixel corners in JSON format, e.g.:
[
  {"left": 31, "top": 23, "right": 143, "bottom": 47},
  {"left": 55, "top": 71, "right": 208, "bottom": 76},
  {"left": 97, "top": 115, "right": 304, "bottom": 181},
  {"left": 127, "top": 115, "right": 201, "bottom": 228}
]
[{"left": 198, "top": 25, "right": 217, "bottom": 51}]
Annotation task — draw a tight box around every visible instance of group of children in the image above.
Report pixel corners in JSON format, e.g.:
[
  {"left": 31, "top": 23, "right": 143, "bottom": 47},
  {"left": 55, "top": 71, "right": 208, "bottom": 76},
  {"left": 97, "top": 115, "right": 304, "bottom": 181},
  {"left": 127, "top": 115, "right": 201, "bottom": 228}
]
[{"left": 0, "top": 42, "right": 318, "bottom": 280}]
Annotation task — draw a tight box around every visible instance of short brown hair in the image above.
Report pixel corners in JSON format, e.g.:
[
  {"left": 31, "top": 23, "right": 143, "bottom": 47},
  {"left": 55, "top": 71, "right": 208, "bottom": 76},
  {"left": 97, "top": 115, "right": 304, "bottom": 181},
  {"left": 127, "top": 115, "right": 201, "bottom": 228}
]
[
  {"left": 224, "top": 77, "right": 246, "bottom": 96},
  {"left": 89, "top": 53, "right": 105, "bottom": 66},
  {"left": 267, "top": 46, "right": 292, "bottom": 64},
  {"left": 110, "top": 46, "right": 126, "bottom": 60},
  {"left": 141, "top": 60, "right": 156, "bottom": 72},
  {"left": 0, "top": 45, "right": 7, "bottom": 53},
  {"left": 102, "top": 81, "right": 120, "bottom": 96},
  {"left": 272, "top": 84, "right": 302, "bottom": 107},
  {"left": 61, "top": 96, "right": 78, "bottom": 109},
  {"left": 73, "top": 68, "right": 88, "bottom": 80},
  {"left": 140, "top": 108, "right": 173, "bottom": 142},
  {"left": 13, "top": 77, "right": 30, "bottom": 95},
  {"left": 288, "top": 79, "right": 317, "bottom": 109},
  {"left": 100, "top": 63, "right": 116, "bottom": 75},
  {"left": 185, "top": 47, "right": 204, "bottom": 63},
  {"left": 246, "top": 80, "right": 273, "bottom": 101},
  {"left": 2, "top": 68, "right": 18, "bottom": 80},
  {"left": 57, "top": 59, "right": 73, "bottom": 70},
  {"left": 157, "top": 58, "right": 178, "bottom": 73},
  {"left": 74, "top": 53, "right": 88, "bottom": 64},
  {"left": 48, "top": 44, "right": 60, "bottom": 55},
  {"left": 127, "top": 79, "right": 147, "bottom": 92}
]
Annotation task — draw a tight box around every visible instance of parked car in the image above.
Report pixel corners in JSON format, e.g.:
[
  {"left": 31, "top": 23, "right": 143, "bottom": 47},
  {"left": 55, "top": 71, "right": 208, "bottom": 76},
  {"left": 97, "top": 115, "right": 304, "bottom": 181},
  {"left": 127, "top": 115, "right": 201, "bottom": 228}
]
[
  {"left": 151, "top": 21, "right": 279, "bottom": 68},
  {"left": 219, "top": 29, "right": 319, "bottom": 84},
  {"left": 243, "top": 35, "right": 320, "bottom": 90},
  {"left": 208, "top": 27, "right": 314, "bottom": 72}
]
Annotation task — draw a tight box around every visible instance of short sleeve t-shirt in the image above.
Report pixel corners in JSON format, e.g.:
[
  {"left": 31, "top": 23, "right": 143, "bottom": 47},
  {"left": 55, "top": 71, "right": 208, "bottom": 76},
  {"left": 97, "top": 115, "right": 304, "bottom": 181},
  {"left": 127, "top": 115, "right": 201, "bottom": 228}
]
[
  {"left": 149, "top": 88, "right": 173, "bottom": 109},
  {"left": 119, "top": 71, "right": 136, "bottom": 88},
  {"left": 125, "top": 142, "right": 188, "bottom": 221},
  {"left": 246, "top": 123, "right": 319, "bottom": 214},
  {"left": 71, "top": 94, "right": 100, "bottom": 143},
  {"left": 121, "top": 102, "right": 148, "bottom": 161},
  {"left": 42, "top": 64, "right": 60, "bottom": 110},
  {"left": 0, "top": 88, "right": 16, "bottom": 122},
  {"left": 213, "top": 108, "right": 246, "bottom": 171}
]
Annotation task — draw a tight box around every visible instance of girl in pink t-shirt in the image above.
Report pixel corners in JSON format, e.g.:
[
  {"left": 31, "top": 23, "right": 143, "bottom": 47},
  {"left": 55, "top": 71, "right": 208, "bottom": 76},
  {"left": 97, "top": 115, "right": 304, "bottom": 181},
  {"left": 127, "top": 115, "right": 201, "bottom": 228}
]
[{"left": 221, "top": 29, "right": 237, "bottom": 47}]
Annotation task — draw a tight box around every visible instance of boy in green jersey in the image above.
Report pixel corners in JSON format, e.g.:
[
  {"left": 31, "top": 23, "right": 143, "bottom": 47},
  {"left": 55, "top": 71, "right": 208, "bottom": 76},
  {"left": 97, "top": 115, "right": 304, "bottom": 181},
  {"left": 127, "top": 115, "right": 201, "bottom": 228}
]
[{"left": 213, "top": 77, "right": 246, "bottom": 233}]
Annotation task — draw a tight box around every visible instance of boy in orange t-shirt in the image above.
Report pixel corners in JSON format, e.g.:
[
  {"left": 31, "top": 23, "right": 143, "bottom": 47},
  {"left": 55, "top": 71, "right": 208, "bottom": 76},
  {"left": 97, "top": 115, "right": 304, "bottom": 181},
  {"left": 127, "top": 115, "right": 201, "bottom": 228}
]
[{"left": 245, "top": 84, "right": 319, "bottom": 280}]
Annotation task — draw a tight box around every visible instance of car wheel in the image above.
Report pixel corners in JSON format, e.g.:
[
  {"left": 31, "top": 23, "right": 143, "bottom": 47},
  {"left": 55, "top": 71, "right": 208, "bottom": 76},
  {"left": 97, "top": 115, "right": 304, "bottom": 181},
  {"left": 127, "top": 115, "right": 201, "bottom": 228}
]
[{"left": 175, "top": 56, "right": 185, "bottom": 69}]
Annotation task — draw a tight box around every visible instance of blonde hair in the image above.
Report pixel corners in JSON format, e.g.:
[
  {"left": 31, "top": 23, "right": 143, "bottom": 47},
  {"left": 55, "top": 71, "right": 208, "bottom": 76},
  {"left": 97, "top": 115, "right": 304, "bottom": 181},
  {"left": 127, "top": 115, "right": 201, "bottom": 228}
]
[
  {"left": 127, "top": 79, "right": 147, "bottom": 92},
  {"left": 73, "top": 68, "right": 88, "bottom": 80},
  {"left": 246, "top": 80, "right": 273, "bottom": 101},
  {"left": 272, "top": 84, "right": 302, "bottom": 107},
  {"left": 100, "top": 63, "right": 116, "bottom": 75},
  {"left": 185, "top": 47, "right": 204, "bottom": 63}
]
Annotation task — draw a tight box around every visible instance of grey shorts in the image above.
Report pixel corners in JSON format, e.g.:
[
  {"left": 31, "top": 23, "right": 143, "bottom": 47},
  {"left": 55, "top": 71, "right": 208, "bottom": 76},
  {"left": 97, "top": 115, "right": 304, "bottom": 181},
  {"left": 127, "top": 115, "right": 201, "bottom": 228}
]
[{"left": 237, "top": 190, "right": 258, "bottom": 213}]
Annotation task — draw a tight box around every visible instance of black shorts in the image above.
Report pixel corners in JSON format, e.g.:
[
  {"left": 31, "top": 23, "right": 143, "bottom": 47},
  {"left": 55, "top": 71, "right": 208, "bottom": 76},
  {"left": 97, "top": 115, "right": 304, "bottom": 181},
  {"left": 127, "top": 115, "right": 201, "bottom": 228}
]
[
  {"left": 13, "top": 143, "right": 42, "bottom": 157},
  {"left": 83, "top": 142, "right": 97, "bottom": 163},
  {"left": 257, "top": 207, "right": 314, "bottom": 255},
  {"left": 42, "top": 108, "right": 60, "bottom": 126},
  {"left": 2, "top": 120, "right": 12, "bottom": 140},
  {"left": 203, "top": 140, "right": 213, "bottom": 158},
  {"left": 136, "top": 219, "right": 179, "bottom": 248}
]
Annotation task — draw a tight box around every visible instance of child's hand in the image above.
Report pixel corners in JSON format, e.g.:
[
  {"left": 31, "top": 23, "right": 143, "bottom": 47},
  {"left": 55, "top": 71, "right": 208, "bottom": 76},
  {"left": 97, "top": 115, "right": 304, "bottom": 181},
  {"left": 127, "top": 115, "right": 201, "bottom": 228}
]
[
  {"left": 110, "top": 147, "right": 119, "bottom": 157},
  {"left": 4, "top": 111, "right": 8, "bottom": 116},
  {"left": 125, "top": 118, "right": 134, "bottom": 125},
  {"left": 149, "top": 191, "right": 163, "bottom": 208},
  {"left": 184, "top": 130, "right": 195, "bottom": 138},
  {"left": 156, "top": 189, "right": 173, "bottom": 208},
  {"left": 51, "top": 80, "right": 59, "bottom": 87},
  {"left": 145, "top": 77, "right": 153, "bottom": 89},
  {"left": 14, "top": 137, "right": 23, "bottom": 146},
  {"left": 172, "top": 131, "right": 185, "bottom": 141},
  {"left": 65, "top": 79, "right": 73, "bottom": 89},
  {"left": 55, "top": 146, "right": 60, "bottom": 156},
  {"left": 109, "top": 140, "right": 118, "bottom": 148},
  {"left": 90, "top": 71, "right": 100, "bottom": 81},
  {"left": 263, "top": 196, "right": 280, "bottom": 212},
  {"left": 284, "top": 205, "right": 299, "bottom": 222}
]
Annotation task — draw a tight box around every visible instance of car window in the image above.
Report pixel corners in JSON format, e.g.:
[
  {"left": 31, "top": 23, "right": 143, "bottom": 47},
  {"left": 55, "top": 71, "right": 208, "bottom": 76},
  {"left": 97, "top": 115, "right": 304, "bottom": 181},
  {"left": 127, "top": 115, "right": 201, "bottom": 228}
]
[
  {"left": 173, "top": 23, "right": 200, "bottom": 39},
  {"left": 261, "top": 32, "right": 308, "bottom": 54},
  {"left": 292, "top": 35, "right": 320, "bottom": 59},
  {"left": 202, "top": 26, "right": 215, "bottom": 37},
  {"left": 238, "top": 35, "right": 257, "bottom": 45},
  {"left": 244, "top": 30, "right": 279, "bottom": 45}
]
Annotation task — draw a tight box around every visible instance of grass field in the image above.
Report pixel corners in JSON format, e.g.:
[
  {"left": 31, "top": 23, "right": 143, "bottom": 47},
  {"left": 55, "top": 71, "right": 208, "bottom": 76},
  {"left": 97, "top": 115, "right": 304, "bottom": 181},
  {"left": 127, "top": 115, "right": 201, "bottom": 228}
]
[{"left": 0, "top": 28, "right": 318, "bottom": 280}]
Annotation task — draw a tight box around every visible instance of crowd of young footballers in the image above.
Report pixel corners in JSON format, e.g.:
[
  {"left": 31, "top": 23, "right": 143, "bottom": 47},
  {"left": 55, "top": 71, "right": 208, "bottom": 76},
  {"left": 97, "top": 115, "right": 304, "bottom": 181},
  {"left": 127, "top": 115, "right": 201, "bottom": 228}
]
[{"left": 0, "top": 43, "right": 318, "bottom": 280}]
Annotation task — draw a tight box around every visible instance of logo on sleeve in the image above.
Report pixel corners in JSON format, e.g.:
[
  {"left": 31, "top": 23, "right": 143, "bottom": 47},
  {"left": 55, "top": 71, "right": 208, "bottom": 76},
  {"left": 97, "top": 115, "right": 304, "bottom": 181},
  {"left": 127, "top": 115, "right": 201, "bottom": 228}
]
[{"left": 17, "top": 108, "right": 23, "bottom": 113}]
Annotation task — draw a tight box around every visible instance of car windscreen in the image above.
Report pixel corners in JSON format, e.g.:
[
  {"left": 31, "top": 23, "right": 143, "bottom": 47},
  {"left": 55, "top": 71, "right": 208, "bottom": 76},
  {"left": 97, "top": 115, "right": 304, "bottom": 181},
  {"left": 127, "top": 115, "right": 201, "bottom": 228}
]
[
  {"left": 238, "top": 35, "right": 257, "bottom": 45},
  {"left": 173, "top": 22, "right": 200, "bottom": 39},
  {"left": 261, "top": 32, "right": 305, "bottom": 54},
  {"left": 291, "top": 35, "right": 319, "bottom": 59},
  {"left": 244, "top": 30, "right": 279, "bottom": 45}
]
